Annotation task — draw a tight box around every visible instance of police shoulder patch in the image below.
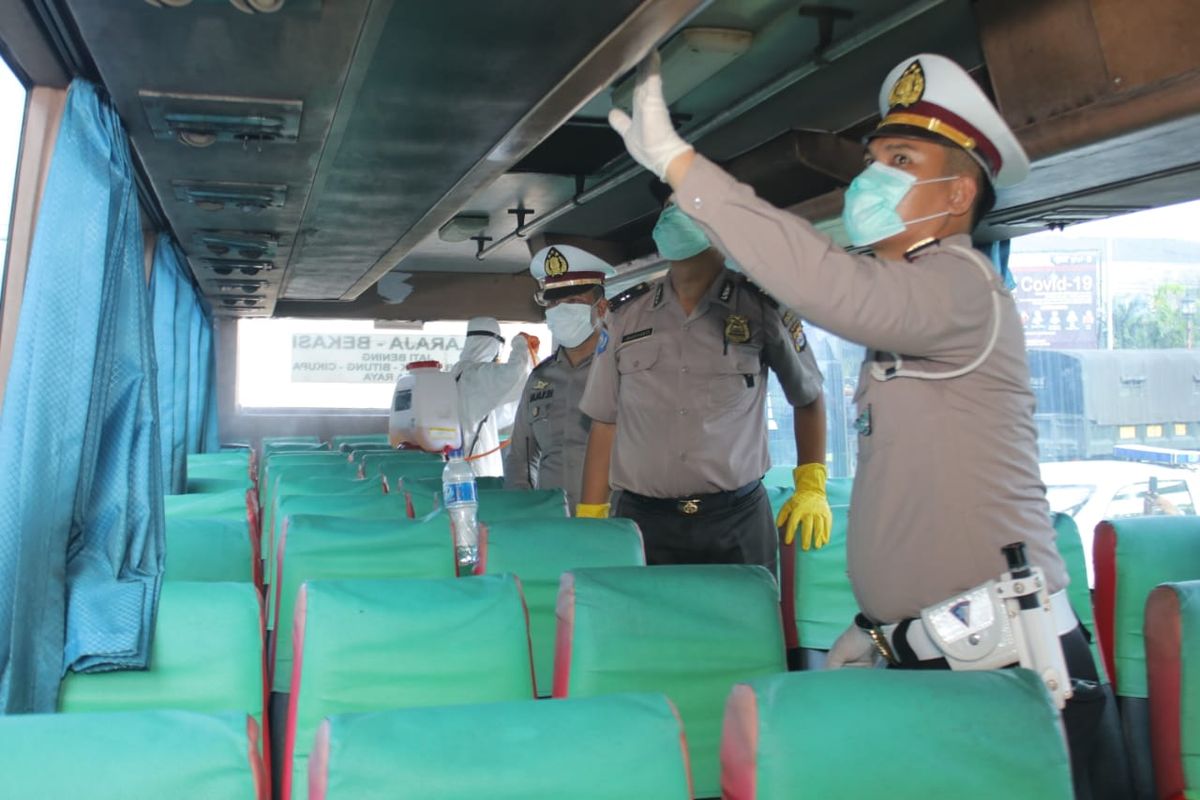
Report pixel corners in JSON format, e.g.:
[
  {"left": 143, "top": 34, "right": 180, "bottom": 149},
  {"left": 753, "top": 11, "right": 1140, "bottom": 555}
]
[
  {"left": 607, "top": 282, "right": 652, "bottom": 313},
  {"left": 595, "top": 328, "right": 609, "bottom": 355}
]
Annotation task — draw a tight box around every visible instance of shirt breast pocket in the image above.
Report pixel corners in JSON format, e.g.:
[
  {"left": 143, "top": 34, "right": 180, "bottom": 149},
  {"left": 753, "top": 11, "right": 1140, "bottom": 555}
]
[
  {"left": 708, "top": 350, "right": 761, "bottom": 410},
  {"left": 616, "top": 339, "right": 661, "bottom": 407}
]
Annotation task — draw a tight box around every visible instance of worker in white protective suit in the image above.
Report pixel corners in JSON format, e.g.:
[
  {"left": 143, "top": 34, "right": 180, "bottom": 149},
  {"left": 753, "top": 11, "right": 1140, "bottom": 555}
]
[{"left": 451, "top": 317, "right": 538, "bottom": 477}]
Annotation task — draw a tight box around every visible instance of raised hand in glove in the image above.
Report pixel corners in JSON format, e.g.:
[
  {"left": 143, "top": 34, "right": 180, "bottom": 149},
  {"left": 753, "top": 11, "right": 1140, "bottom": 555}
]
[
  {"left": 575, "top": 503, "right": 610, "bottom": 519},
  {"left": 776, "top": 463, "right": 832, "bottom": 550},
  {"left": 606, "top": 51, "right": 693, "bottom": 180}
]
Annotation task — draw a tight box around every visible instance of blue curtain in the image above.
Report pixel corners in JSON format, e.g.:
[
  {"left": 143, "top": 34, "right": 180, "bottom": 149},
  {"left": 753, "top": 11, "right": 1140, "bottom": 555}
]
[
  {"left": 150, "top": 235, "right": 219, "bottom": 495},
  {"left": 0, "top": 81, "right": 165, "bottom": 713}
]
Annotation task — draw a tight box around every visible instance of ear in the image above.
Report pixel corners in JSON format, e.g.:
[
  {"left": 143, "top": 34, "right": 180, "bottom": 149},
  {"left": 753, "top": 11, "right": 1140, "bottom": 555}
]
[
  {"left": 946, "top": 175, "right": 979, "bottom": 219},
  {"left": 596, "top": 297, "right": 610, "bottom": 316}
]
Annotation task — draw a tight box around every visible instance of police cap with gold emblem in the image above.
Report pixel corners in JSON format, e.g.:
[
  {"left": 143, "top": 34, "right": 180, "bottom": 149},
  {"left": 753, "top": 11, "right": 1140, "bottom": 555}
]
[
  {"left": 867, "top": 53, "right": 1030, "bottom": 188},
  {"left": 529, "top": 244, "right": 617, "bottom": 305}
]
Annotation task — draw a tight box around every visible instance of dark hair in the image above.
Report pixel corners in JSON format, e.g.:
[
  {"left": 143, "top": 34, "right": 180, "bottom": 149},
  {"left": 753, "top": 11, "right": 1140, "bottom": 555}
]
[
  {"left": 944, "top": 145, "right": 993, "bottom": 228},
  {"left": 543, "top": 284, "right": 604, "bottom": 304}
]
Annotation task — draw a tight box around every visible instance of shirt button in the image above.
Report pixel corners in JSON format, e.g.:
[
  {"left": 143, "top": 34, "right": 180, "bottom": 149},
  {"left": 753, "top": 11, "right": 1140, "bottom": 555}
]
[
  {"left": 692, "top": 196, "right": 703, "bottom": 209},
  {"left": 679, "top": 408, "right": 688, "bottom": 416},
  {"left": 680, "top": 366, "right": 688, "bottom": 373}
]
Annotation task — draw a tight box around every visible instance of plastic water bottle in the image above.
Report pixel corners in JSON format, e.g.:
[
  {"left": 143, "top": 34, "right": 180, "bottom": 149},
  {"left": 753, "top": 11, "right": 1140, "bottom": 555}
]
[{"left": 442, "top": 448, "right": 479, "bottom": 571}]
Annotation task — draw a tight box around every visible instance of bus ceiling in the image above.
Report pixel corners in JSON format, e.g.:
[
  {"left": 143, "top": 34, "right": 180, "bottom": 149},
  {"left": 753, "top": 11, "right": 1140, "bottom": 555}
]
[{"left": 1, "top": 0, "right": 1198, "bottom": 322}]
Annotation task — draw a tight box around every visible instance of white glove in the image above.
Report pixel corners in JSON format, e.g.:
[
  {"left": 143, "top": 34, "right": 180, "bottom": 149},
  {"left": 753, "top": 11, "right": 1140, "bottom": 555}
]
[
  {"left": 826, "top": 622, "right": 883, "bottom": 669},
  {"left": 606, "top": 51, "right": 693, "bottom": 180}
]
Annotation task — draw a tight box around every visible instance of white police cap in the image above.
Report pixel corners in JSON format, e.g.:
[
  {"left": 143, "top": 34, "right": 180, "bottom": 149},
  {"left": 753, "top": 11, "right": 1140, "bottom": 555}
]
[
  {"left": 869, "top": 53, "right": 1030, "bottom": 188},
  {"left": 529, "top": 245, "right": 616, "bottom": 293}
]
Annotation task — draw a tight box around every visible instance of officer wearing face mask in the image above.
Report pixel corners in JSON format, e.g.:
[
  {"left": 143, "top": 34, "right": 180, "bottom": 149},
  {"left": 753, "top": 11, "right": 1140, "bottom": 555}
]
[
  {"left": 608, "top": 52, "right": 1129, "bottom": 799},
  {"left": 504, "top": 245, "right": 615, "bottom": 507},
  {"left": 576, "top": 186, "right": 827, "bottom": 573}
]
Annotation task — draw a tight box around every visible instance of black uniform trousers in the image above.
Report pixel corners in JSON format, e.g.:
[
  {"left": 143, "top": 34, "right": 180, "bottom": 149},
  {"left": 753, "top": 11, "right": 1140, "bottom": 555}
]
[
  {"left": 614, "top": 481, "right": 777, "bottom": 573},
  {"left": 893, "top": 626, "right": 1132, "bottom": 800}
]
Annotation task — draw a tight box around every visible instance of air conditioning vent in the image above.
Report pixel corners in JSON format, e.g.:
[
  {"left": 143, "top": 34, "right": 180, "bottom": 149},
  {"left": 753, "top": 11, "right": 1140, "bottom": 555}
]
[
  {"left": 202, "top": 259, "right": 275, "bottom": 276},
  {"left": 140, "top": 91, "right": 302, "bottom": 145},
  {"left": 172, "top": 181, "right": 286, "bottom": 213},
  {"left": 220, "top": 295, "right": 266, "bottom": 308},
  {"left": 193, "top": 230, "right": 279, "bottom": 260},
  {"left": 213, "top": 279, "right": 268, "bottom": 294}
]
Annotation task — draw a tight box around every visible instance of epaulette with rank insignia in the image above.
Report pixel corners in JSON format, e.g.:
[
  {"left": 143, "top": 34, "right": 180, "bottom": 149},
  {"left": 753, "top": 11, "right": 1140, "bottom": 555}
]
[{"left": 607, "top": 281, "right": 652, "bottom": 312}]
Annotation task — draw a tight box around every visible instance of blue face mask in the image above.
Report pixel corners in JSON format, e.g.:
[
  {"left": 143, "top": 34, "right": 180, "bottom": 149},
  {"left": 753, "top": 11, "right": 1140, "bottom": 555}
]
[
  {"left": 653, "top": 205, "right": 712, "bottom": 260},
  {"left": 841, "top": 162, "right": 952, "bottom": 247}
]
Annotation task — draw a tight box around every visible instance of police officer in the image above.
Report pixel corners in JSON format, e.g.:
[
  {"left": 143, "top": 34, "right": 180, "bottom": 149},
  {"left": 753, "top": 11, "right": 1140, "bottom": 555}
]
[
  {"left": 504, "top": 245, "right": 615, "bottom": 507},
  {"left": 576, "top": 192, "right": 830, "bottom": 573},
  {"left": 608, "top": 51, "right": 1127, "bottom": 799}
]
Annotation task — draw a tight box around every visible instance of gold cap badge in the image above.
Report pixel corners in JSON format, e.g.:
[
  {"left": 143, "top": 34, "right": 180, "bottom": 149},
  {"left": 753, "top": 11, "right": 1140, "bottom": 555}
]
[
  {"left": 888, "top": 60, "right": 925, "bottom": 108},
  {"left": 544, "top": 247, "right": 568, "bottom": 277}
]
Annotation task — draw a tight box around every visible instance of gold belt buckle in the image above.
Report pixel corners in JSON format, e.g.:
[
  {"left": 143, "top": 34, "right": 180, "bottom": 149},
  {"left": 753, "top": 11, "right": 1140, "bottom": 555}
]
[{"left": 678, "top": 499, "right": 701, "bottom": 515}]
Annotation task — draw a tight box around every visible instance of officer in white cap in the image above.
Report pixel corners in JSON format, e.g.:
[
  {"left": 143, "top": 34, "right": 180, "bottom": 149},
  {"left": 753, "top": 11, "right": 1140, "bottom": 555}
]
[
  {"left": 452, "top": 316, "right": 537, "bottom": 478},
  {"left": 504, "top": 245, "right": 615, "bottom": 507},
  {"left": 607, "top": 51, "right": 1128, "bottom": 798}
]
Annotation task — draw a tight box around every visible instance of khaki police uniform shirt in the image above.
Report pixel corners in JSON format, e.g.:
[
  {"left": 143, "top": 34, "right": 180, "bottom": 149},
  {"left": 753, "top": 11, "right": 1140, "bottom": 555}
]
[
  {"left": 504, "top": 348, "right": 594, "bottom": 508},
  {"left": 579, "top": 268, "right": 823, "bottom": 499},
  {"left": 675, "top": 154, "right": 1070, "bottom": 623}
]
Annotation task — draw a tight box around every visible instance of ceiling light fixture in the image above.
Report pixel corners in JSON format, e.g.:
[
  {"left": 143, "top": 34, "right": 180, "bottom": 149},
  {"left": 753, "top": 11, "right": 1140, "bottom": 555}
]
[{"left": 438, "top": 213, "right": 489, "bottom": 243}]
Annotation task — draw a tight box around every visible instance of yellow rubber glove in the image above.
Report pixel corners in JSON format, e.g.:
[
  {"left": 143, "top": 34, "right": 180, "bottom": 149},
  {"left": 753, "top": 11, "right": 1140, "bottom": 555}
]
[
  {"left": 575, "top": 503, "right": 610, "bottom": 519},
  {"left": 776, "top": 463, "right": 832, "bottom": 550}
]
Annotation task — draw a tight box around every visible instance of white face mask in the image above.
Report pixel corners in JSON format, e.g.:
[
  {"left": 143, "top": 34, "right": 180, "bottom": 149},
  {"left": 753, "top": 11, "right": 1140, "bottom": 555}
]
[{"left": 545, "top": 302, "right": 598, "bottom": 348}]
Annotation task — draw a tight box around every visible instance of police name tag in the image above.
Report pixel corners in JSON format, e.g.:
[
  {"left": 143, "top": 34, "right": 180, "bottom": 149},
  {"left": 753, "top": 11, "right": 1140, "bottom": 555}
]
[{"left": 919, "top": 582, "right": 1018, "bottom": 669}]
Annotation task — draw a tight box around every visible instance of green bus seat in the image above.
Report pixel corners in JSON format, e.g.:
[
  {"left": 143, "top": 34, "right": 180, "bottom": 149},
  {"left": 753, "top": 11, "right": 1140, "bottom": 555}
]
[
  {"left": 364, "top": 454, "right": 448, "bottom": 485},
  {"left": 1145, "top": 580, "right": 1200, "bottom": 800},
  {"left": 271, "top": 513, "right": 455, "bottom": 691},
  {"left": 60, "top": 582, "right": 264, "bottom": 728},
  {"left": 1096, "top": 517, "right": 1200, "bottom": 698},
  {"left": 554, "top": 565, "right": 784, "bottom": 798},
  {"left": 265, "top": 492, "right": 411, "bottom": 622},
  {"left": 778, "top": 505, "right": 854, "bottom": 668},
  {"left": 187, "top": 451, "right": 252, "bottom": 484},
  {"left": 1095, "top": 517, "right": 1200, "bottom": 797},
  {"left": 0, "top": 710, "right": 266, "bottom": 799},
  {"left": 1053, "top": 512, "right": 1106, "bottom": 677},
  {"left": 164, "top": 516, "right": 255, "bottom": 583},
  {"left": 263, "top": 476, "right": 384, "bottom": 586},
  {"left": 166, "top": 488, "right": 259, "bottom": 582},
  {"left": 475, "top": 518, "right": 645, "bottom": 696},
  {"left": 721, "top": 670, "right": 1072, "bottom": 799},
  {"left": 283, "top": 576, "right": 535, "bottom": 800},
  {"left": 331, "top": 433, "right": 389, "bottom": 449},
  {"left": 187, "top": 475, "right": 252, "bottom": 494},
  {"left": 262, "top": 436, "right": 324, "bottom": 448},
  {"left": 309, "top": 694, "right": 692, "bottom": 800}
]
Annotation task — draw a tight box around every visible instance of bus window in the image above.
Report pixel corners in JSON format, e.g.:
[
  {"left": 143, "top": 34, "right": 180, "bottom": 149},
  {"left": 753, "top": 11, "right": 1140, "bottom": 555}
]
[
  {"left": 236, "top": 317, "right": 549, "bottom": 411},
  {"left": 0, "top": 57, "right": 26, "bottom": 288},
  {"left": 1106, "top": 479, "right": 1195, "bottom": 520}
]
